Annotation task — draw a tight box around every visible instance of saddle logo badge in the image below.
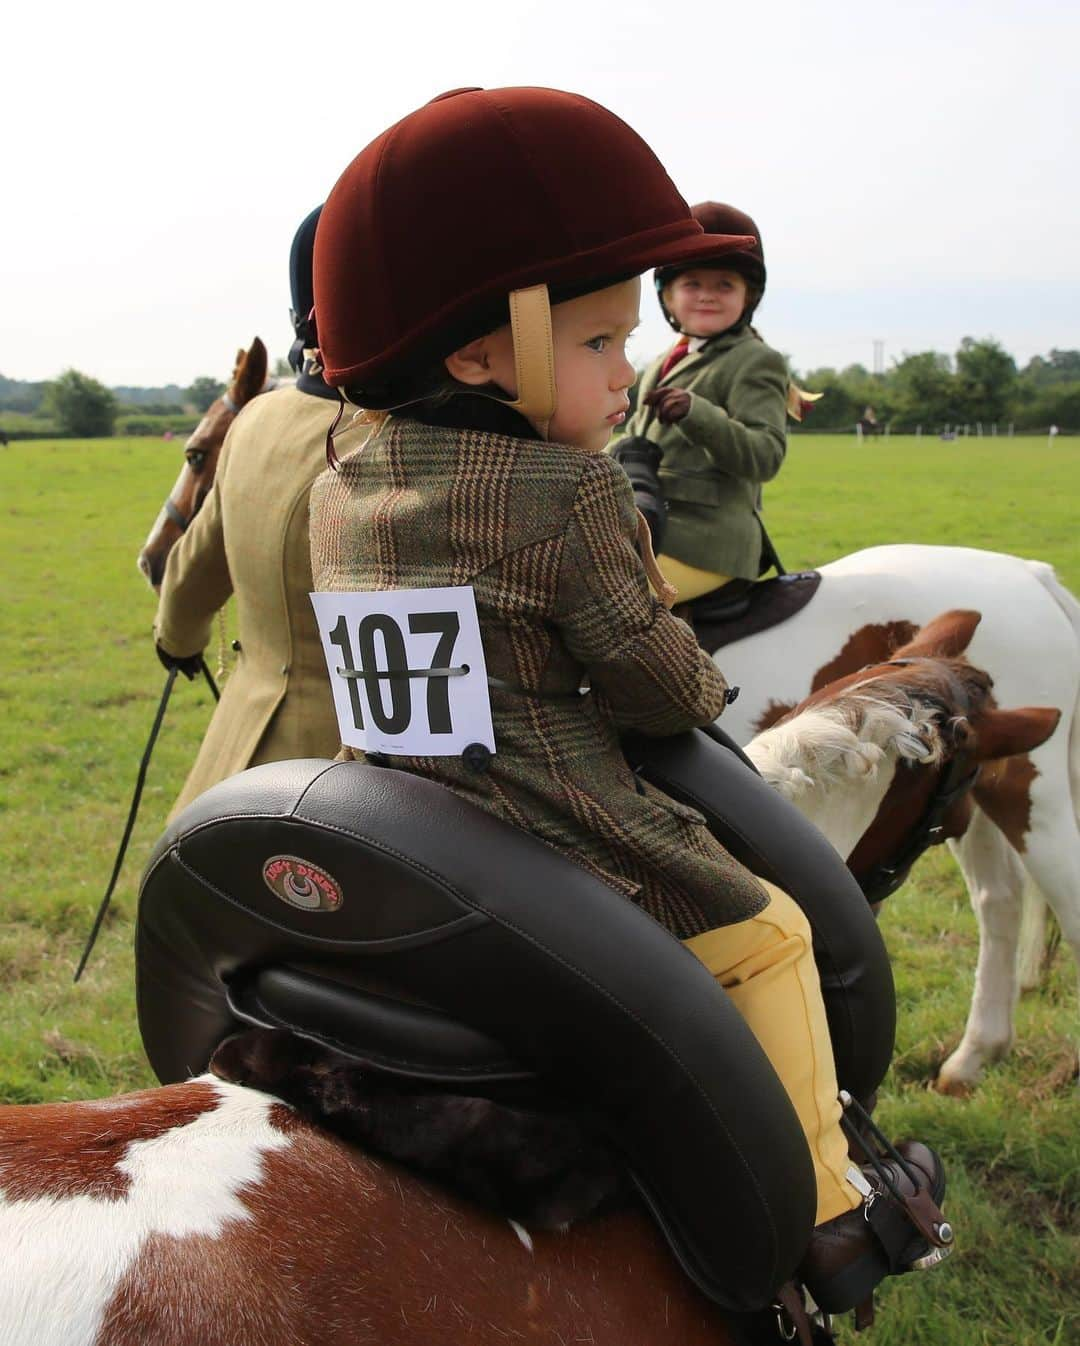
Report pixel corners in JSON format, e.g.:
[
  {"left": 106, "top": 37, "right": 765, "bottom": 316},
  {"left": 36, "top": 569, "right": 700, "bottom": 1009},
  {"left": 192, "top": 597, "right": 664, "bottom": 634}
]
[{"left": 262, "top": 855, "right": 343, "bottom": 912}]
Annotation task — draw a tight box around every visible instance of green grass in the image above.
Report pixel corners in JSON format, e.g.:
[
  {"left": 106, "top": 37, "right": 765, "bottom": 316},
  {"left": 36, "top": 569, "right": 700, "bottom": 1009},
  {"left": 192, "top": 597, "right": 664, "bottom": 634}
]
[{"left": 1, "top": 435, "right": 1077, "bottom": 1344}]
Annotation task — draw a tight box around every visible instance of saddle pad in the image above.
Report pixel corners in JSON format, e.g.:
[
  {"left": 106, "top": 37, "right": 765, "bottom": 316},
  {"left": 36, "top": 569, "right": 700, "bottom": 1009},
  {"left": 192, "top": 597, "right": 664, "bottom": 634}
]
[{"left": 695, "top": 571, "right": 821, "bottom": 652}]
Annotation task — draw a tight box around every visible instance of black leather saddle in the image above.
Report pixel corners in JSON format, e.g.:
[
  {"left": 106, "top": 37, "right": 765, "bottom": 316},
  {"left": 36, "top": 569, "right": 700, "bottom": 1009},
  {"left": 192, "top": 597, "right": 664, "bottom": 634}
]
[
  {"left": 691, "top": 571, "right": 822, "bottom": 652},
  {"left": 136, "top": 729, "right": 893, "bottom": 1314}
]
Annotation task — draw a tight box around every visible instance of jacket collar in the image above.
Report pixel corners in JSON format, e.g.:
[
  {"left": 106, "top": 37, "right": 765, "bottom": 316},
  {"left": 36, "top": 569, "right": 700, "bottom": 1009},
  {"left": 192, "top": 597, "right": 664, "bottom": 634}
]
[{"left": 657, "top": 325, "right": 753, "bottom": 387}]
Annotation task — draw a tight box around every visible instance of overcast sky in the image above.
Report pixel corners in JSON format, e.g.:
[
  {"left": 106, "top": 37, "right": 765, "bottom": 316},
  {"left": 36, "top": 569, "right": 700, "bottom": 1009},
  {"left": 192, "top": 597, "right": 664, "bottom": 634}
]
[{"left": 3, "top": 0, "right": 1076, "bottom": 388}]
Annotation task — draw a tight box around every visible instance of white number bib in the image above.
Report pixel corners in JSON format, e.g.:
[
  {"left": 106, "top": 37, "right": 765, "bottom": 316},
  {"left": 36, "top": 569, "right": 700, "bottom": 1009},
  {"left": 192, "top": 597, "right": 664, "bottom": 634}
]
[{"left": 310, "top": 587, "right": 496, "bottom": 758}]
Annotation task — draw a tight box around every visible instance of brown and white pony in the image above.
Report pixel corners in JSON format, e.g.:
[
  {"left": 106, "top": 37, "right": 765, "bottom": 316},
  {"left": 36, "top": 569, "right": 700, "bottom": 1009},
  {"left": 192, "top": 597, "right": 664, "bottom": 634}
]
[
  {"left": 716, "top": 551, "right": 1080, "bottom": 1093},
  {"left": 137, "top": 339, "right": 281, "bottom": 590},
  {"left": 0, "top": 623, "right": 1056, "bottom": 1346}
]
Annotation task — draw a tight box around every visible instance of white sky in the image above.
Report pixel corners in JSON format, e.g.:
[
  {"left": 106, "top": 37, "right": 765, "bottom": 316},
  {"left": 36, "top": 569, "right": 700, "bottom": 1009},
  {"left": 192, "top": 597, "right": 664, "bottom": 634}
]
[{"left": 3, "top": 0, "right": 1076, "bottom": 387}]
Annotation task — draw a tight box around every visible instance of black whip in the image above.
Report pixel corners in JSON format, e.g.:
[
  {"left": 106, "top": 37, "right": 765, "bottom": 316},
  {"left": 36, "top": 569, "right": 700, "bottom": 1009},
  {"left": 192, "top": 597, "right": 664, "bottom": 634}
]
[{"left": 74, "top": 657, "right": 219, "bottom": 982}]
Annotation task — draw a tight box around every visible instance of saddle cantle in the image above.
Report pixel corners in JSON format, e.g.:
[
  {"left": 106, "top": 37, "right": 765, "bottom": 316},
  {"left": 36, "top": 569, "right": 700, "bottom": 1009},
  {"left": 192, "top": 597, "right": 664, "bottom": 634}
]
[
  {"left": 692, "top": 570, "right": 822, "bottom": 651},
  {"left": 136, "top": 732, "right": 893, "bottom": 1314}
]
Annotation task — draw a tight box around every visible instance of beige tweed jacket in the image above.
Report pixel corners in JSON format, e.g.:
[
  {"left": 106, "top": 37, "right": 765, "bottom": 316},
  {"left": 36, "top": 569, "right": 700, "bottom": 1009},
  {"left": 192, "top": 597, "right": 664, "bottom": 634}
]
[
  {"left": 155, "top": 385, "right": 363, "bottom": 817},
  {"left": 309, "top": 416, "right": 767, "bottom": 939}
]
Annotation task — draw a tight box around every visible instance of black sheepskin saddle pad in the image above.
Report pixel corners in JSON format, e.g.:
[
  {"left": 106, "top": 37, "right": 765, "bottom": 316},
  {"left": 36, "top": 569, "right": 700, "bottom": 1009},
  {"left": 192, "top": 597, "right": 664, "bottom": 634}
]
[{"left": 211, "top": 1027, "right": 627, "bottom": 1229}]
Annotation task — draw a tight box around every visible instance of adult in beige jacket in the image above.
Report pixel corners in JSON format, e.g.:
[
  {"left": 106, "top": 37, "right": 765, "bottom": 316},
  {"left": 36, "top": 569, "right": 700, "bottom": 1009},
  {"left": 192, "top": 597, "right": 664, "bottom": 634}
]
[{"left": 155, "top": 381, "right": 362, "bottom": 815}]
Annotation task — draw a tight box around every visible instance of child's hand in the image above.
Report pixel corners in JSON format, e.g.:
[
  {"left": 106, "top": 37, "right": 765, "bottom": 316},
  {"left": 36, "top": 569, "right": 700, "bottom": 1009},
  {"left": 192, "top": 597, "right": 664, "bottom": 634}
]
[{"left": 644, "top": 386, "right": 691, "bottom": 425}]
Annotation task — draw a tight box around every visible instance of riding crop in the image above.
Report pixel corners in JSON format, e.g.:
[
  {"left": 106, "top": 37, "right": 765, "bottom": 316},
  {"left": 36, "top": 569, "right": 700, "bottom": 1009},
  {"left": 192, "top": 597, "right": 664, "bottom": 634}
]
[{"left": 73, "top": 658, "right": 220, "bottom": 982}]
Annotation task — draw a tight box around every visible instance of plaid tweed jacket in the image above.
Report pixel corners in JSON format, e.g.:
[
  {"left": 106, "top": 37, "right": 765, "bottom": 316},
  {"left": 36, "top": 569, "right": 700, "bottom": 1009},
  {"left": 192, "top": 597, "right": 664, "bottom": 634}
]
[{"left": 309, "top": 416, "right": 767, "bottom": 939}]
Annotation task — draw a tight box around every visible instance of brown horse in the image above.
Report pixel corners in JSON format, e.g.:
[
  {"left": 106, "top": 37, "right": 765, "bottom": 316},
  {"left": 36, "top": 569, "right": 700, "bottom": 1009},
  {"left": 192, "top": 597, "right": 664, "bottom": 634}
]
[
  {"left": 137, "top": 338, "right": 276, "bottom": 589},
  {"left": 0, "top": 621, "right": 1057, "bottom": 1346}
]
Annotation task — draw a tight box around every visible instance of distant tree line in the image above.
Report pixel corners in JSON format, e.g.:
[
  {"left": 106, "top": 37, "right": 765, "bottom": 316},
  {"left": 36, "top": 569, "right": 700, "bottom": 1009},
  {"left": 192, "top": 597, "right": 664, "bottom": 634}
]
[
  {"left": 0, "top": 369, "right": 227, "bottom": 439},
  {"left": 3, "top": 339, "right": 1078, "bottom": 439},
  {"left": 791, "top": 340, "right": 1080, "bottom": 433}
]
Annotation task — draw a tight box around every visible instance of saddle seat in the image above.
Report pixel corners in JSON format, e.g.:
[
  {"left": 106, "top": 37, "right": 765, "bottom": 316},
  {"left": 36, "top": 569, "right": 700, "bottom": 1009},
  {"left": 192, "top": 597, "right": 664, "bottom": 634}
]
[
  {"left": 691, "top": 570, "right": 821, "bottom": 652},
  {"left": 136, "top": 730, "right": 893, "bottom": 1315}
]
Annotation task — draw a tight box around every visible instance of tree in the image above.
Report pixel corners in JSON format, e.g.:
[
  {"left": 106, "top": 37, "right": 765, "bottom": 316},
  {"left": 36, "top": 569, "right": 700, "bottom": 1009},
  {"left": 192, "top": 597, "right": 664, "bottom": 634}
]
[
  {"left": 45, "top": 369, "right": 117, "bottom": 437},
  {"left": 1021, "top": 349, "right": 1080, "bottom": 388},
  {"left": 186, "top": 376, "right": 226, "bottom": 413},
  {"left": 954, "top": 337, "right": 1016, "bottom": 424},
  {"left": 889, "top": 352, "right": 959, "bottom": 428}
]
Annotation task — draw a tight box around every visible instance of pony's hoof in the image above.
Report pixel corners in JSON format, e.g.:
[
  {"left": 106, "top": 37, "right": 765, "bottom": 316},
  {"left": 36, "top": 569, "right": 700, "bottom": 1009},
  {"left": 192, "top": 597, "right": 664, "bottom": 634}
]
[{"left": 932, "top": 1072, "right": 975, "bottom": 1098}]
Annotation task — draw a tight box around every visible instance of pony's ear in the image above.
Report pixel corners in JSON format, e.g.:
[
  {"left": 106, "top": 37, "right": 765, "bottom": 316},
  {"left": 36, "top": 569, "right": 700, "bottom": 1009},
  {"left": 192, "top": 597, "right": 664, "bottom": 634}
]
[
  {"left": 892, "top": 609, "right": 982, "bottom": 660},
  {"left": 230, "top": 337, "right": 269, "bottom": 407},
  {"left": 974, "top": 706, "right": 1060, "bottom": 761}
]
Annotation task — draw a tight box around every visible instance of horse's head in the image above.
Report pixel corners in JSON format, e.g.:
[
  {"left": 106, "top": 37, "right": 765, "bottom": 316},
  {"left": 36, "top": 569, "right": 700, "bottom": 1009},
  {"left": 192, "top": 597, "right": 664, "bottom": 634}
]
[
  {"left": 137, "top": 337, "right": 270, "bottom": 590},
  {"left": 747, "top": 609, "right": 1061, "bottom": 892}
]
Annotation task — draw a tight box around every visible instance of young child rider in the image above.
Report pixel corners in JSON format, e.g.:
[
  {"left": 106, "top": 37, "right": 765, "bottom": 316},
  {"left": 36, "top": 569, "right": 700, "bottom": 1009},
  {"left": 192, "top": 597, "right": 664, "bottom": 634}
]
[
  {"left": 621, "top": 202, "right": 787, "bottom": 602},
  {"left": 308, "top": 87, "right": 952, "bottom": 1321}
]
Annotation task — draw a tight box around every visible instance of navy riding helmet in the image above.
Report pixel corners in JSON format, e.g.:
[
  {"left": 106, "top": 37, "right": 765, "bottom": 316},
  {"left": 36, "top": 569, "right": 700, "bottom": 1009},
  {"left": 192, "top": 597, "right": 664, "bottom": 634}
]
[{"left": 288, "top": 205, "right": 322, "bottom": 373}]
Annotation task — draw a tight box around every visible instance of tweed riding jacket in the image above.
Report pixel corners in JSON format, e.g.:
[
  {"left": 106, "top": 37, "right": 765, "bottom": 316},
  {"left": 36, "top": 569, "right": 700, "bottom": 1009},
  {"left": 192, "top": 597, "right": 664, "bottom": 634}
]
[
  {"left": 624, "top": 327, "right": 788, "bottom": 578},
  {"left": 309, "top": 416, "right": 767, "bottom": 939}
]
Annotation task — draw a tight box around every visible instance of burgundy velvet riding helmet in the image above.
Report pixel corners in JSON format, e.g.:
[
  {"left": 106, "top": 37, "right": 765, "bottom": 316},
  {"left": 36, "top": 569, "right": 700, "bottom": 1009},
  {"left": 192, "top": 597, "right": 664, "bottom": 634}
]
[
  {"left": 313, "top": 87, "right": 755, "bottom": 403},
  {"left": 655, "top": 201, "right": 767, "bottom": 332}
]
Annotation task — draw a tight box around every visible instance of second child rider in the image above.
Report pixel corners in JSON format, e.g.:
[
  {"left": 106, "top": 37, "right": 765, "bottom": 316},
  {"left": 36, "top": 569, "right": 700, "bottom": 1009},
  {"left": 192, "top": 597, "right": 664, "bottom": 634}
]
[{"left": 620, "top": 202, "right": 788, "bottom": 603}]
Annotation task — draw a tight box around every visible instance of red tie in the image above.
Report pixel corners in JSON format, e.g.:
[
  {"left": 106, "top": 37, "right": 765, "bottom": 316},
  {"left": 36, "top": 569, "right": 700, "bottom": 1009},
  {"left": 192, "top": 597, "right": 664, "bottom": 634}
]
[{"left": 659, "top": 336, "right": 690, "bottom": 380}]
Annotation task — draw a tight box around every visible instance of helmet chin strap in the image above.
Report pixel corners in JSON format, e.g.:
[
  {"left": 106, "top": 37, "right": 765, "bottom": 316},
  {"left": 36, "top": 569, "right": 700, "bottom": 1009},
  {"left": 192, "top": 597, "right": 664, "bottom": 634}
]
[{"left": 503, "top": 284, "right": 557, "bottom": 439}]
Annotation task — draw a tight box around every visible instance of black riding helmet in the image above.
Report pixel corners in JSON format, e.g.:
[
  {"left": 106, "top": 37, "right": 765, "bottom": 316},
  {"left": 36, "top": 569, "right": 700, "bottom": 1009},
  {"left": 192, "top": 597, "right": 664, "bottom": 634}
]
[
  {"left": 655, "top": 201, "right": 766, "bottom": 334},
  {"left": 288, "top": 205, "right": 322, "bottom": 373}
]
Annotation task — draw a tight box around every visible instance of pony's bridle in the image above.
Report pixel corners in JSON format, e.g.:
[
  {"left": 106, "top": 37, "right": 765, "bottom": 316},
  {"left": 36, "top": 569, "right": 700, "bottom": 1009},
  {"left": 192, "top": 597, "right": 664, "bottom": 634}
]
[
  {"left": 161, "top": 392, "right": 245, "bottom": 532},
  {"left": 854, "top": 656, "right": 982, "bottom": 903}
]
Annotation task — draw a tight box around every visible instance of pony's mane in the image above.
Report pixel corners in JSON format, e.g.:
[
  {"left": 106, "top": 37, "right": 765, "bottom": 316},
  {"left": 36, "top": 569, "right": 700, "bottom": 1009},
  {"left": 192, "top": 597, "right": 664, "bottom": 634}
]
[{"left": 745, "top": 658, "right": 990, "bottom": 801}]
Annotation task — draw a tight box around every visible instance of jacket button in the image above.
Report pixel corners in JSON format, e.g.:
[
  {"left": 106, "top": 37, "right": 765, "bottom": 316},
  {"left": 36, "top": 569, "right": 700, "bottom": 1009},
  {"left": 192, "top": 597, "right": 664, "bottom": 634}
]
[
  {"left": 461, "top": 742, "right": 491, "bottom": 773},
  {"left": 231, "top": 639, "right": 241, "bottom": 652},
  {"left": 281, "top": 664, "right": 290, "bottom": 676}
]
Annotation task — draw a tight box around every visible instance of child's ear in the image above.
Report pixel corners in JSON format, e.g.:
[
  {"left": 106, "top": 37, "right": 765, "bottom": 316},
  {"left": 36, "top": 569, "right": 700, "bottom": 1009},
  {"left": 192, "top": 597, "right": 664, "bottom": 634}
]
[{"left": 445, "top": 337, "right": 492, "bottom": 386}]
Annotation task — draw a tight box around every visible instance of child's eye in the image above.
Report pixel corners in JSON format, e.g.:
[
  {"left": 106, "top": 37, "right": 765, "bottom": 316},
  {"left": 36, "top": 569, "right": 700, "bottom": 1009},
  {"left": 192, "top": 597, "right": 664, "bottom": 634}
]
[{"left": 585, "top": 336, "right": 608, "bottom": 353}]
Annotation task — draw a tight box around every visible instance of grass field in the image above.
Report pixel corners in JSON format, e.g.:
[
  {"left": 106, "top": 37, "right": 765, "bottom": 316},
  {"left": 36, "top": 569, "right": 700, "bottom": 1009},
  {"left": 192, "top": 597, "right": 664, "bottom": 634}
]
[{"left": 1, "top": 434, "right": 1077, "bottom": 1344}]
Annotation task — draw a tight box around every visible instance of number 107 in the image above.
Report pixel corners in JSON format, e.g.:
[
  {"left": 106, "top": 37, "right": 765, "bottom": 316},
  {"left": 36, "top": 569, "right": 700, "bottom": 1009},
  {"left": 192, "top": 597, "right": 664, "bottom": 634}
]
[{"left": 328, "top": 610, "right": 462, "bottom": 736}]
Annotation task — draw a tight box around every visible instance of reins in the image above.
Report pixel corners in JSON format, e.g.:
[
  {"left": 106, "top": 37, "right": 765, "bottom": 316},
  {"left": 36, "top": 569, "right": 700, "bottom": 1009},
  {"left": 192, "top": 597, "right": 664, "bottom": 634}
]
[{"left": 73, "top": 658, "right": 220, "bottom": 982}]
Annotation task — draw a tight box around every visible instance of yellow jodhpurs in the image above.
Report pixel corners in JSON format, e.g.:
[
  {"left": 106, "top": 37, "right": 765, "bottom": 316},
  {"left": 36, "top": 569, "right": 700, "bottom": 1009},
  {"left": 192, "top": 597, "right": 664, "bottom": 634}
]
[
  {"left": 655, "top": 554, "right": 733, "bottom": 602},
  {"left": 683, "top": 881, "right": 861, "bottom": 1226}
]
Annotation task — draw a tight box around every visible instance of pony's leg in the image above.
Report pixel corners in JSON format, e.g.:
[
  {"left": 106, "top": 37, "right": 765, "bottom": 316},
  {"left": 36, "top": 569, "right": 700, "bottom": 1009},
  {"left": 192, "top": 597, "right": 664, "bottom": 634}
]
[
  {"left": 1016, "top": 881, "right": 1050, "bottom": 992},
  {"left": 937, "top": 810, "right": 1026, "bottom": 1094},
  {"left": 1001, "top": 795, "right": 1080, "bottom": 1080}
]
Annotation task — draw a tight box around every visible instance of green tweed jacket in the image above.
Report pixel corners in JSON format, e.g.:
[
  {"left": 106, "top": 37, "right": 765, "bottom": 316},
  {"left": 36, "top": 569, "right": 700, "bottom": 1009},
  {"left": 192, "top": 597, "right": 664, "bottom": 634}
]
[
  {"left": 623, "top": 327, "right": 788, "bottom": 577},
  {"left": 309, "top": 416, "right": 767, "bottom": 939}
]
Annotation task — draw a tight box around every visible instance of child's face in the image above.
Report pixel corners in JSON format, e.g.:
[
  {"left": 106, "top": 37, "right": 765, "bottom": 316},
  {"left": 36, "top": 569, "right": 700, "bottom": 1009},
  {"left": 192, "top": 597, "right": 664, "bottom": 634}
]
[
  {"left": 663, "top": 267, "right": 748, "bottom": 338},
  {"left": 546, "top": 278, "right": 640, "bottom": 451},
  {"left": 458, "top": 278, "right": 640, "bottom": 453}
]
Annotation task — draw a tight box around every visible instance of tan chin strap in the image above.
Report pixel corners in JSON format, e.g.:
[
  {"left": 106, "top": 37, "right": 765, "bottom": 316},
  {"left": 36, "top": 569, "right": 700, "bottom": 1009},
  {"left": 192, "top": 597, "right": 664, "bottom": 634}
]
[{"left": 503, "top": 284, "right": 557, "bottom": 439}]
